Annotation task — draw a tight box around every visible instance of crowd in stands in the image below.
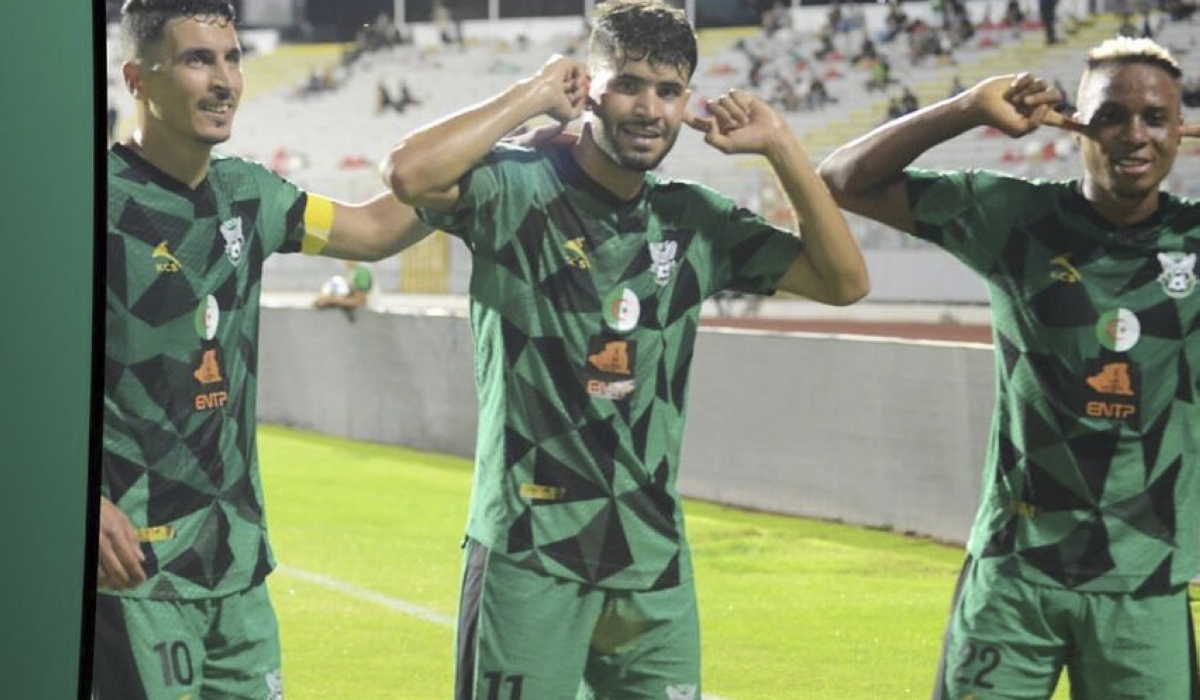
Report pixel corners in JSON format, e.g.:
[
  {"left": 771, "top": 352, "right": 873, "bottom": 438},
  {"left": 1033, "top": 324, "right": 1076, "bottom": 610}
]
[
  {"left": 709, "top": 0, "right": 1192, "bottom": 130},
  {"left": 108, "top": 0, "right": 1200, "bottom": 202}
]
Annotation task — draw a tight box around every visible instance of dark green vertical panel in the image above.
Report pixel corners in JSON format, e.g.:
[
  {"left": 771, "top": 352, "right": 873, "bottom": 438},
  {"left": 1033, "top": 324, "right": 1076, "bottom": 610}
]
[{"left": 0, "top": 1, "right": 98, "bottom": 698}]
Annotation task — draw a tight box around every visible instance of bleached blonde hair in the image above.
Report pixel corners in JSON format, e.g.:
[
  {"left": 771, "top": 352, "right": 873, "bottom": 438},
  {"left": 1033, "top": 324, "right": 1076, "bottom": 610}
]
[{"left": 1086, "top": 36, "right": 1181, "bottom": 79}]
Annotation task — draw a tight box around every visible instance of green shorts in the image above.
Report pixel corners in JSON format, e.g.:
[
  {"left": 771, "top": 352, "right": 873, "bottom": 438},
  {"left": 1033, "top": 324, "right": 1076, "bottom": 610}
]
[
  {"left": 933, "top": 555, "right": 1199, "bottom": 700},
  {"left": 93, "top": 584, "right": 282, "bottom": 700},
  {"left": 455, "top": 538, "right": 701, "bottom": 700}
]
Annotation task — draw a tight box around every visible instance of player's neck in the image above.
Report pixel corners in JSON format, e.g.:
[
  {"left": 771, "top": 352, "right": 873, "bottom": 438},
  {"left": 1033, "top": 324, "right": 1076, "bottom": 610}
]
[
  {"left": 572, "top": 126, "right": 646, "bottom": 202},
  {"left": 125, "top": 128, "right": 213, "bottom": 190},
  {"left": 1082, "top": 180, "right": 1161, "bottom": 228}
]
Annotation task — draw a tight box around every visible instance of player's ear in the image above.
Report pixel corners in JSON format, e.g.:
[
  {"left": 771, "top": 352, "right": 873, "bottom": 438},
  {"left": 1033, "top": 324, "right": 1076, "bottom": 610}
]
[{"left": 122, "top": 61, "right": 143, "bottom": 98}]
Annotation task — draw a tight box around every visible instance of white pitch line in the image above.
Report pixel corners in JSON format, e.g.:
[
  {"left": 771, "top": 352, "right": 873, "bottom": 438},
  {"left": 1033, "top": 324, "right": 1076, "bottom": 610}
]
[
  {"left": 275, "top": 564, "right": 730, "bottom": 700},
  {"left": 276, "top": 564, "right": 455, "bottom": 626}
]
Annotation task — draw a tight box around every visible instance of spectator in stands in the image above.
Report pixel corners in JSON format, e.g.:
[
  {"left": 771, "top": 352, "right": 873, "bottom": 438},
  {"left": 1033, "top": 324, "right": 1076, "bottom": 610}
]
[
  {"left": 314, "top": 262, "right": 374, "bottom": 315},
  {"left": 879, "top": 0, "right": 909, "bottom": 42},
  {"left": 1040, "top": 0, "right": 1060, "bottom": 43},
  {"left": 867, "top": 55, "right": 894, "bottom": 91},
  {"left": 884, "top": 95, "right": 905, "bottom": 121},
  {"left": 907, "top": 19, "right": 950, "bottom": 65},
  {"left": 378, "top": 79, "right": 421, "bottom": 115},
  {"left": 384, "top": 2, "right": 868, "bottom": 698},
  {"left": 851, "top": 35, "right": 879, "bottom": 66},
  {"left": 773, "top": 76, "right": 803, "bottom": 112},
  {"left": 396, "top": 80, "right": 420, "bottom": 110},
  {"left": 761, "top": 1, "right": 792, "bottom": 37},
  {"left": 807, "top": 74, "right": 837, "bottom": 109},
  {"left": 899, "top": 85, "right": 920, "bottom": 113},
  {"left": 1140, "top": 8, "right": 1156, "bottom": 37},
  {"left": 814, "top": 27, "right": 838, "bottom": 61},
  {"left": 1117, "top": 11, "right": 1140, "bottom": 36},
  {"left": 376, "top": 79, "right": 395, "bottom": 115},
  {"left": 820, "top": 37, "right": 1200, "bottom": 700},
  {"left": 294, "top": 66, "right": 324, "bottom": 98},
  {"left": 948, "top": 74, "right": 966, "bottom": 97},
  {"left": 1002, "top": 0, "right": 1026, "bottom": 27},
  {"left": 827, "top": 0, "right": 845, "bottom": 33},
  {"left": 1162, "top": 0, "right": 1198, "bottom": 20},
  {"left": 945, "top": 0, "right": 976, "bottom": 47}
]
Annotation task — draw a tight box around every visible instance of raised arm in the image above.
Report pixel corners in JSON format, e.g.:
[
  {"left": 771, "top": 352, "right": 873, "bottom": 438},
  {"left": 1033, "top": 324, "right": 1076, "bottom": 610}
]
[
  {"left": 689, "top": 89, "right": 868, "bottom": 305},
  {"left": 316, "top": 193, "right": 433, "bottom": 262},
  {"left": 817, "top": 73, "right": 1065, "bottom": 234},
  {"left": 383, "top": 55, "right": 589, "bottom": 213}
]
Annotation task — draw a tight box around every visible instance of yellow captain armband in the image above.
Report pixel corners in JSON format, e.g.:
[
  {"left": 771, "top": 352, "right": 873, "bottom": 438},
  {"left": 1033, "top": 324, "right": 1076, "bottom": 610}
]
[
  {"left": 301, "top": 194, "right": 335, "bottom": 255},
  {"left": 136, "top": 525, "right": 175, "bottom": 542}
]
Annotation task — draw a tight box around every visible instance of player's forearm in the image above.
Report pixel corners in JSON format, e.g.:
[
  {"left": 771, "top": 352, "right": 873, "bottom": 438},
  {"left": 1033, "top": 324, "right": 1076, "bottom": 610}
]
[
  {"left": 767, "top": 133, "right": 869, "bottom": 305},
  {"left": 818, "top": 91, "right": 980, "bottom": 197},
  {"left": 320, "top": 194, "right": 433, "bottom": 261},
  {"left": 384, "top": 79, "right": 552, "bottom": 204}
]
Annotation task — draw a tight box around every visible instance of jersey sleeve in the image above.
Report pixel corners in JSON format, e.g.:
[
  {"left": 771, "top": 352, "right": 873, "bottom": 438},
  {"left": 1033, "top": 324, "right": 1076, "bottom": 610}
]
[
  {"left": 250, "top": 163, "right": 334, "bottom": 256},
  {"left": 906, "top": 168, "right": 1033, "bottom": 274},
  {"left": 683, "top": 183, "right": 802, "bottom": 298},
  {"left": 416, "top": 145, "right": 513, "bottom": 250}
]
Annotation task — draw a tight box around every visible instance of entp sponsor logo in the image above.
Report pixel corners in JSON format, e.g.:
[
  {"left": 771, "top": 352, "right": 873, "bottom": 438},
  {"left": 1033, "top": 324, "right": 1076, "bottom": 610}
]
[
  {"left": 192, "top": 347, "right": 229, "bottom": 410},
  {"left": 1082, "top": 359, "right": 1138, "bottom": 421}
]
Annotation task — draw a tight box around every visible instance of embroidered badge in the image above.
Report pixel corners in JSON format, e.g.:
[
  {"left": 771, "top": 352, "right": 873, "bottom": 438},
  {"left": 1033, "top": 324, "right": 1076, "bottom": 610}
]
[
  {"left": 220, "top": 217, "right": 245, "bottom": 264},
  {"left": 1095, "top": 308, "right": 1140, "bottom": 353},
  {"left": 1156, "top": 251, "right": 1197, "bottom": 299},
  {"left": 649, "top": 240, "right": 678, "bottom": 286}
]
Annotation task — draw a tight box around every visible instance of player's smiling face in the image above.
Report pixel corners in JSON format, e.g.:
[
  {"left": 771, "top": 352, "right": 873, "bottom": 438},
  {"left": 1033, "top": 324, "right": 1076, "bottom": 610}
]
[
  {"left": 586, "top": 53, "right": 691, "bottom": 172},
  {"left": 136, "top": 15, "right": 243, "bottom": 148},
  {"left": 1076, "top": 62, "right": 1182, "bottom": 219}
]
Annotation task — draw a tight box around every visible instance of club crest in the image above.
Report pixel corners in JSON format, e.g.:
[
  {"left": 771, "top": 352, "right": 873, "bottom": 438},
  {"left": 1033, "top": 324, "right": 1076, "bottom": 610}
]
[
  {"left": 649, "top": 240, "right": 678, "bottom": 286},
  {"left": 220, "top": 217, "right": 245, "bottom": 264},
  {"left": 1157, "top": 251, "right": 1196, "bottom": 298}
]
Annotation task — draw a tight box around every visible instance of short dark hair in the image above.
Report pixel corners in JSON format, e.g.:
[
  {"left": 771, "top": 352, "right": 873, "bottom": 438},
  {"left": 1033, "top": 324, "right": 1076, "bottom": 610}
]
[
  {"left": 120, "top": 0, "right": 236, "bottom": 61},
  {"left": 589, "top": 0, "right": 698, "bottom": 79}
]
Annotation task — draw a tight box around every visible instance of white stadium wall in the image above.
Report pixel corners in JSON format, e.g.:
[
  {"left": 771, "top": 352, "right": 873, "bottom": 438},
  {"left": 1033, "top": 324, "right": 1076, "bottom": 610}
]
[{"left": 258, "top": 306, "right": 994, "bottom": 545}]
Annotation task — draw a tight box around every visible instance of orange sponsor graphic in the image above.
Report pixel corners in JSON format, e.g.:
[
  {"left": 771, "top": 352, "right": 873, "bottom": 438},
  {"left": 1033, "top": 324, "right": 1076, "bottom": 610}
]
[
  {"left": 588, "top": 341, "right": 632, "bottom": 375},
  {"left": 193, "top": 349, "right": 228, "bottom": 410},
  {"left": 1083, "top": 361, "right": 1136, "bottom": 420},
  {"left": 1086, "top": 402, "right": 1135, "bottom": 419},
  {"left": 1085, "top": 362, "right": 1134, "bottom": 396},
  {"left": 193, "top": 349, "right": 224, "bottom": 385}
]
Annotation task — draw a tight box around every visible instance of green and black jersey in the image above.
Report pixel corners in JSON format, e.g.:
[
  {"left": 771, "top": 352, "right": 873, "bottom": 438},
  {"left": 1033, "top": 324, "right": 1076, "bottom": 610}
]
[
  {"left": 420, "top": 143, "right": 801, "bottom": 590},
  {"left": 105, "top": 145, "right": 329, "bottom": 600},
  {"left": 908, "top": 168, "right": 1200, "bottom": 594}
]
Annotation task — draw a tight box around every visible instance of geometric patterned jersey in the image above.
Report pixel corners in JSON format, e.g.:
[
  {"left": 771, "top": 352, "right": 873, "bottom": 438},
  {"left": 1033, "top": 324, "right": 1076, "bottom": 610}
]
[
  {"left": 104, "top": 144, "right": 308, "bottom": 600},
  {"left": 909, "top": 168, "right": 1200, "bottom": 594},
  {"left": 420, "top": 143, "right": 802, "bottom": 590}
]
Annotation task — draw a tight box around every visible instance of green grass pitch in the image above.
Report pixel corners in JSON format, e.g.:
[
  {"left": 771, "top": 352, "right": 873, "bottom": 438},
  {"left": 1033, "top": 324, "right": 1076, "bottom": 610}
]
[{"left": 260, "top": 424, "right": 1193, "bottom": 699}]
